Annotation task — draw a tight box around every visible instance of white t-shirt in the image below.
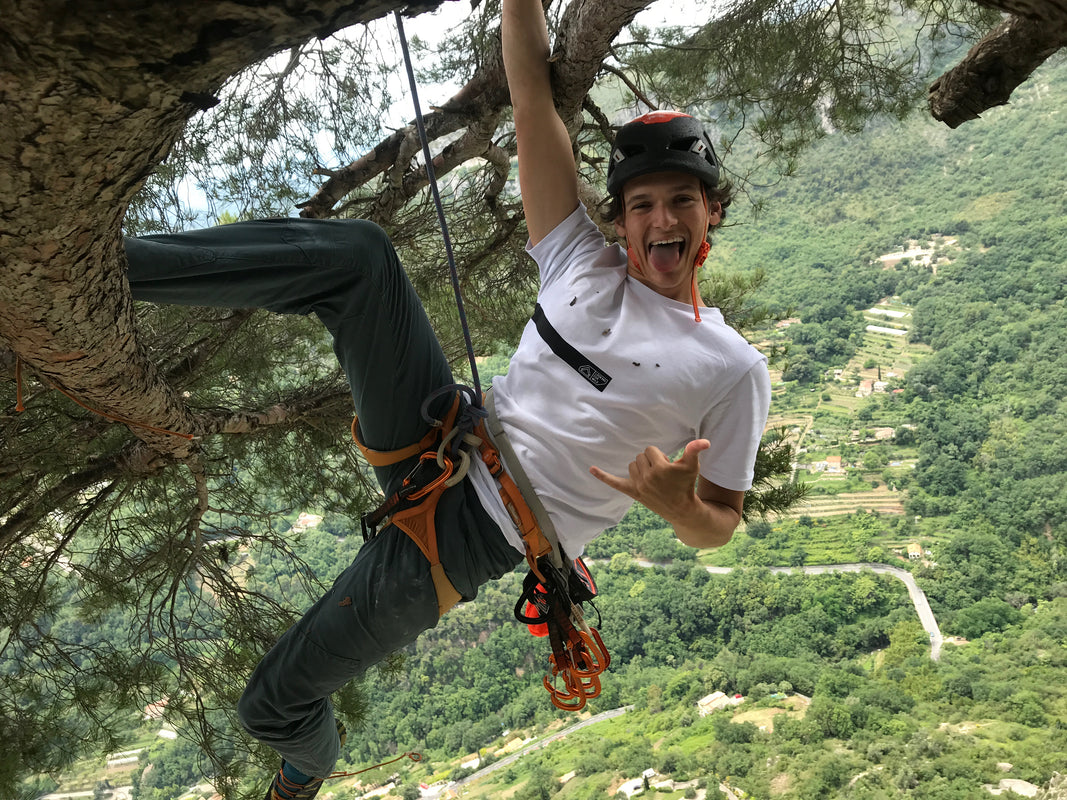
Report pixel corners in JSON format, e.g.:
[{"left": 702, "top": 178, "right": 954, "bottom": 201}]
[{"left": 469, "top": 204, "right": 770, "bottom": 557}]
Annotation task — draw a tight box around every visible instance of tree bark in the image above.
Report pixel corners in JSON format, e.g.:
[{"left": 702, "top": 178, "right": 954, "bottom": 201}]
[
  {"left": 929, "top": 0, "right": 1067, "bottom": 127},
  {"left": 0, "top": 0, "right": 439, "bottom": 465}
]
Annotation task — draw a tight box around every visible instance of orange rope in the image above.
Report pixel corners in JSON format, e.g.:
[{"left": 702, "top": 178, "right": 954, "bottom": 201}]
[
  {"left": 12, "top": 356, "right": 195, "bottom": 440},
  {"left": 326, "top": 751, "right": 422, "bottom": 780}
]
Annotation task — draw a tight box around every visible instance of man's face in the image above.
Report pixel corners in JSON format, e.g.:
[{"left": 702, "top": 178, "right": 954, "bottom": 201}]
[{"left": 613, "top": 172, "right": 721, "bottom": 303}]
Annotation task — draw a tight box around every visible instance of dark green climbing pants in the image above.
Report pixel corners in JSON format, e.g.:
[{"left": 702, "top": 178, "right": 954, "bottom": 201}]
[{"left": 125, "top": 218, "right": 521, "bottom": 778}]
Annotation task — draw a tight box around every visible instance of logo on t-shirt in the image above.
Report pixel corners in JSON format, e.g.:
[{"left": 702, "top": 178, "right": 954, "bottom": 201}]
[
  {"left": 578, "top": 365, "right": 610, "bottom": 387},
  {"left": 533, "top": 303, "right": 613, "bottom": 392}
]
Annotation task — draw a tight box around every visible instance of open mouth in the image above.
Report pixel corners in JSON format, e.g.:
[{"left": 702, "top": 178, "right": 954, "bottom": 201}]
[{"left": 648, "top": 239, "right": 685, "bottom": 272}]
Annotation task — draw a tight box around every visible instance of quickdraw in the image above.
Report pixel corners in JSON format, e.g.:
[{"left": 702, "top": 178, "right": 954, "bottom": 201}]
[{"left": 515, "top": 556, "right": 610, "bottom": 711}]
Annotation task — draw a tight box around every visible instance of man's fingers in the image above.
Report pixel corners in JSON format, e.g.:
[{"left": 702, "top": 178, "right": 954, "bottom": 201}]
[
  {"left": 680, "top": 439, "right": 710, "bottom": 467},
  {"left": 590, "top": 465, "right": 633, "bottom": 495},
  {"left": 641, "top": 445, "right": 668, "bottom": 465},
  {"left": 593, "top": 439, "right": 710, "bottom": 501}
]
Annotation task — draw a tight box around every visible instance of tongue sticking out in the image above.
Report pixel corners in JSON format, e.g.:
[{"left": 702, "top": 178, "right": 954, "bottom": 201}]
[{"left": 649, "top": 242, "right": 683, "bottom": 273}]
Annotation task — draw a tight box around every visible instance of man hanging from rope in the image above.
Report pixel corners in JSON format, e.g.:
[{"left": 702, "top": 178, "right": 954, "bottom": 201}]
[{"left": 123, "top": 0, "right": 768, "bottom": 796}]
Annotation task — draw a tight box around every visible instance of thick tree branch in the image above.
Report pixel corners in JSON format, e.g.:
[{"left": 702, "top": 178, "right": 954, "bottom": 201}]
[
  {"left": 300, "top": 0, "right": 657, "bottom": 218},
  {"left": 298, "top": 32, "right": 511, "bottom": 218},
  {"left": 0, "top": 0, "right": 447, "bottom": 471},
  {"left": 929, "top": 13, "right": 1067, "bottom": 127},
  {"left": 550, "top": 0, "right": 656, "bottom": 123},
  {"left": 974, "top": 0, "right": 1067, "bottom": 24}
]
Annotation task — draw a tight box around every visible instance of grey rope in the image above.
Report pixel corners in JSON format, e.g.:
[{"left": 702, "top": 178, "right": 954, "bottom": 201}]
[{"left": 394, "top": 11, "right": 483, "bottom": 400}]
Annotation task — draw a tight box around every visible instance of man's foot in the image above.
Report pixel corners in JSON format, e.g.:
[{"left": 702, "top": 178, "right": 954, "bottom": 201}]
[
  {"left": 263, "top": 771, "right": 323, "bottom": 800},
  {"left": 263, "top": 719, "right": 347, "bottom": 800}
]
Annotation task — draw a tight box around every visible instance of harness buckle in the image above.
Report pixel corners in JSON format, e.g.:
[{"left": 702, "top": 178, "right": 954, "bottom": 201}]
[{"left": 360, "top": 450, "right": 454, "bottom": 544}]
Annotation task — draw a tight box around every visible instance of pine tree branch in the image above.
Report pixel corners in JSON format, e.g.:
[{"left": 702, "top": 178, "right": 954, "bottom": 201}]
[
  {"left": 0, "top": 458, "right": 123, "bottom": 548},
  {"left": 929, "top": 13, "right": 1067, "bottom": 127},
  {"left": 205, "top": 388, "right": 355, "bottom": 435},
  {"left": 598, "top": 62, "right": 658, "bottom": 111},
  {"left": 0, "top": 385, "right": 352, "bottom": 549},
  {"left": 550, "top": 0, "right": 658, "bottom": 122},
  {"left": 298, "top": 72, "right": 510, "bottom": 218},
  {"left": 300, "top": 0, "right": 659, "bottom": 220},
  {"left": 162, "top": 309, "right": 258, "bottom": 387}
]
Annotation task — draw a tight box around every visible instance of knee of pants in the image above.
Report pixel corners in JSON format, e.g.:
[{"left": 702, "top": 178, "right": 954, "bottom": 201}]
[
  {"left": 236, "top": 674, "right": 309, "bottom": 744},
  {"left": 236, "top": 676, "right": 274, "bottom": 739},
  {"left": 319, "top": 219, "right": 403, "bottom": 280},
  {"left": 305, "top": 219, "right": 413, "bottom": 318}
]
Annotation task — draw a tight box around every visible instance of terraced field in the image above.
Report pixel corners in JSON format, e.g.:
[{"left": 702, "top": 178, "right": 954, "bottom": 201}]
[{"left": 789, "top": 486, "right": 905, "bottom": 518}]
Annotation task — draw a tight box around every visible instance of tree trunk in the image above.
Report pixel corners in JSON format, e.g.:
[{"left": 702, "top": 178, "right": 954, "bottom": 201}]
[{"left": 0, "top": 0, "right": 434, "bottom": 464}]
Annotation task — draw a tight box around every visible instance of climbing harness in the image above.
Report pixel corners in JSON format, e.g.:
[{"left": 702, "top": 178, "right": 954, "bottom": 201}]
[
  {"left": 363, "top": 12, "right": 611, "bottom": 710},
  {"left": 355, "top": 384, "right": 611, "bottom": 709},
  {"left": 354, "top": 385, "right": 479, "bottom": 616}
]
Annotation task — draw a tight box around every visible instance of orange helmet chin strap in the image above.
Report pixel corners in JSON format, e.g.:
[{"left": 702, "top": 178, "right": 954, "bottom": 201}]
[
  {"left": 626, "top": 245, "right": 643, "bottom": 275},
  {"left": 691, "top": 240, "right": 711, "bottom": 323},
  {"left": 690, "top": 187, "right": 712, "bottom": 322}
]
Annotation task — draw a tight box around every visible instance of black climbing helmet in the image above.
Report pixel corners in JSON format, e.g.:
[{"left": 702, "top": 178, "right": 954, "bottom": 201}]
[{"left": 606, "top": 110, "right": 720, "bottom": 197}]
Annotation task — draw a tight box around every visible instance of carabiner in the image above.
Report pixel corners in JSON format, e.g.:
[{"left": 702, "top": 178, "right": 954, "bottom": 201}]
[{"left": 404, "top": 451, "right": 453, "bottom": 501}]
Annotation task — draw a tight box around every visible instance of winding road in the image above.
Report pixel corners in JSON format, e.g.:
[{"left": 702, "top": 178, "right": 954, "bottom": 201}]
[
  {"left": 429, "top": 561, "right": 942, "bottom": 798},
  {"left": 692, "top": 561, "right": 943, "bottom": 660},
  {"left": 425, "top": 706, "right": 630, "bottom": 798}
]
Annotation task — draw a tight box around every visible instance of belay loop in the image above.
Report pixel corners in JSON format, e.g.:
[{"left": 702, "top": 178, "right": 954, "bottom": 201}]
[{"left": 515, "top": 556, "right": 610, "bottom": 711}]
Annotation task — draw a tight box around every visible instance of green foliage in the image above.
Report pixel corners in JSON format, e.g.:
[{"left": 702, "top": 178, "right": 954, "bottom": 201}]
[
  {"left": 711, "top": 714, "right": 758, "bottom": 744},
  {"left": 743, "top": 428, "right": 810, "bottom": 522},
  {"left": 133, "top": 735, "right": 205, "bottom": 800},
  {"left": 7, "top": 3, "right": 1067, "bottom": 795},
  {"left": 952, "top": 598, "right": 1023, "bottom": 640}
]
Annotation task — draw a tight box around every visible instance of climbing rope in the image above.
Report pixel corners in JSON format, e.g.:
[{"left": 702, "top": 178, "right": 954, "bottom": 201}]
[
  {"left": 327, "top": 751, "right": 422, "bottom": 780},
  {"left": 394, "top": 10, "right": 483, "bottom": 400}
]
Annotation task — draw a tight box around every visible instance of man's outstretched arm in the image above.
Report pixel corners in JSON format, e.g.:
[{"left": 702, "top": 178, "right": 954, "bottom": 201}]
[{"left": 502, "top": 0, "right": 580, "bottom": 246}]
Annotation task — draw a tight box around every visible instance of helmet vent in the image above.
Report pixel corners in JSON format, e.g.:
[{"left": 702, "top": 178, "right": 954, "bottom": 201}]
[
  {"left": 667, "top": 137, "right": 706, "bottom": 156},
  {"left": 613, "top": 145, "right": 646, "bottom": 163}
]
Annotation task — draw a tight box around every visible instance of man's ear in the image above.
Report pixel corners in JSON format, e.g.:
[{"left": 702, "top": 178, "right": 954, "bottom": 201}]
[
  {"left": 613, "top": 215, "right": 627, "bottom": 241},
  {"left": 707, "top": 201, "right": 723, "bottom": 228}
]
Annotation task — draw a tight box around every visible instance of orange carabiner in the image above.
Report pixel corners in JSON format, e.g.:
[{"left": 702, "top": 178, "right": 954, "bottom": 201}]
[
  {"left": 406, "top": 451, "right": 453, "bottom": 501},
  {"left": 544, "top": 673, "right": 588, "bottom": 711}
]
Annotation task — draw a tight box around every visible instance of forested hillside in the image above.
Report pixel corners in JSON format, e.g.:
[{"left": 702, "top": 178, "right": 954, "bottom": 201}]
[
  {"left": 14, "top": 27, "right": 1067, "bottom": 800},
  {"left": 337, "top": 49, "right": 1067, "bottom": 799},
  {"left": 715, "top": 56, "right": 1067, "bottom": 627}
]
